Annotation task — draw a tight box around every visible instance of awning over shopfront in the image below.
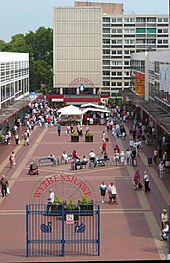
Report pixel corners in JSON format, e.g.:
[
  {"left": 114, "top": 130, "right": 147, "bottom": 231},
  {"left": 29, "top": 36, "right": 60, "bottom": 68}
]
[{"left": 120, "top": 89, "right": 170, "bottom": 136}]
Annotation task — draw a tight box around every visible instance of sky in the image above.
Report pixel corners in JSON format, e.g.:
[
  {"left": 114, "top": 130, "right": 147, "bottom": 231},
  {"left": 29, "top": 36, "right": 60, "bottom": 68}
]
[{"left": 0, "top": 0, "right": 169, "bottom": 42}]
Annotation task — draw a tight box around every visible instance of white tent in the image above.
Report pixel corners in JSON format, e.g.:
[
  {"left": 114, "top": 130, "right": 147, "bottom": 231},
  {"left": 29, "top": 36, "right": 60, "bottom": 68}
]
[
  {"left": 80, "top": 107, "right": 110, "bottom": 114},
  {"left": 58, "top": 105, "right": 82, "bottom": 116},
  {"left": 80, "top": 103, "right": 105, "bottom": 109}
]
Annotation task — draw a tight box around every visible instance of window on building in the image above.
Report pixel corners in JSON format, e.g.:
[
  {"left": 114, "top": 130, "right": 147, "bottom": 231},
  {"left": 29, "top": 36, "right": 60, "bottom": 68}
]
[
  {"left": 158, "top": 18, "right": 168, "bottom": 23},
  {"left": 112, "top": 29, "right": 122, "bottom": 33},
  {"left": 136, "top": 28, "right": 146, "bottom": 33},
  {"left": 103, "top": 39, "right": 110, "bottom": 44},
  {"left": 124, "top": 18, "right": 135, "bottom": 23},
  {"left": 103, "top": 50, "right": 110, "bottom": 55},
  {"left": 103, "top": 60, "right": 110, "bottom": 65},
  {"left": 103, "top": 17, "right": 110, "bottom": 23},
  {"left": 112, "top": 18, "right": 122, "bottom": 23},
  {"left": 136, "top": 17, "right": 146, "bottom": 23},
  {"left": 112, "top": 40, "right": 122, "bottom": 44},
  {"left": 111, "top": 61, "right": 122, "bottom": 66},
  {"left": 103, "top": 28, "right": 110, "bottom": 33},
  {"left": 112, "top": 50, "right": 122, "bottom": 55},
  {"left": 147, "top": 28, "right": 156, "bottom": 33},
  {"left": 147, "top": 17, "right": 156, "bottom": 23},
  {"left": 124, "top": 61, "right": 130, "bottom": 66},
  {"left": 103, "top": 71, "right": 110, "bottom": 76},
  {"left": 124, "top": 29, "right": 135, "bottom": 34}
]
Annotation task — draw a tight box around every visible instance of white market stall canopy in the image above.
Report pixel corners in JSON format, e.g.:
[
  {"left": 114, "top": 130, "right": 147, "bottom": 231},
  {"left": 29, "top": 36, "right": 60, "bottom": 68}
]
[
  {"left": 80, "top": 103, "right": 105, "bottom": 109},
  {"left": 58, "top": 105, "right": 83, "bottom": 116},
  {"left": 80, "top": 107, "right": 111, "bottom": 114}
]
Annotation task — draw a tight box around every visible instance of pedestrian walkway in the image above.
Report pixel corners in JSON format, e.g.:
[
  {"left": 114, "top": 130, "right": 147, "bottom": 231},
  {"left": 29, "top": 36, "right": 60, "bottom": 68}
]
[{"left": 0, "top": 121, "right": 169, "bottom": 262}]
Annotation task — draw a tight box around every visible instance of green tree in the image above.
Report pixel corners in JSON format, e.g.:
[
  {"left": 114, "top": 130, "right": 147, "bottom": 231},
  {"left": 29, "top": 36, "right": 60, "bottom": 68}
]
[
  {"left": 0, "top": 40, "right": 7, "bottom": 51},
  {"left": 1, "top": 27, "right": 53, "bottom": 92}
]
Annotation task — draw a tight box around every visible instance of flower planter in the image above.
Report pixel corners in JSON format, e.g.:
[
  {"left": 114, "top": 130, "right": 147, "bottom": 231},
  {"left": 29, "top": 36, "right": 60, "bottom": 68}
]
[
  {"left": 85, "top": 135, "right": 93, "bottom": 142},
  {"left": 71, "top": 135, "right": 79, "bottom": 142},
  {"left": 78, "top": 204, "right": 94, "bottom": 216}
]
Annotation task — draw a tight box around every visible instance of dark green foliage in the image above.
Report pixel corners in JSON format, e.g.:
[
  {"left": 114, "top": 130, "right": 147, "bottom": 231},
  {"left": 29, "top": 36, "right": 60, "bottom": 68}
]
[{"left": 0, "top": 27, "right": 53, "bottom": 92}]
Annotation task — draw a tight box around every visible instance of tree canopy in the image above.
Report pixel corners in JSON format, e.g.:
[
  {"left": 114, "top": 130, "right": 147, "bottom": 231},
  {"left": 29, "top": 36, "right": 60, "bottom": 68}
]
[{"left": 0, "top": 27, "right": 53, "bottom": 93}]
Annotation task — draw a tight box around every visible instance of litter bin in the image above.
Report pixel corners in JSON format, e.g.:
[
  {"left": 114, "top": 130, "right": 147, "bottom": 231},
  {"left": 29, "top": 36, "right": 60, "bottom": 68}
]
[{"left": 148, "top": 157, "right": 152, "bottom": 166}]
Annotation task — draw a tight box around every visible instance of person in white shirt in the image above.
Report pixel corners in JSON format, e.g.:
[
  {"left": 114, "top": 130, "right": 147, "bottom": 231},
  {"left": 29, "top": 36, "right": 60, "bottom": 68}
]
[
  {"left": 61, "top": 151, "right": 68, "bottom": 164},
  {"left": 129, "top": 139, "right": 134, "bottom": 149},
  {"left": 160, "top": 221, "right": 169, "bottom": 240},
  {"left": 107, "top": 182, "right": 118, "bottom": 204},
  {"left": 46, "top": 189, "right": 55, "bottom": 213},
  {"left": 158, "top": 161, "right": 164, "bottom": 178},
  {"left": 89, "top": 150, "right": 96, "bottom": 162},
  {"left": 120, "top": 150, "right": 125, "bottom": 165},
  {"left": 143, "top": 171, "right": 151, "bottom": 192}
]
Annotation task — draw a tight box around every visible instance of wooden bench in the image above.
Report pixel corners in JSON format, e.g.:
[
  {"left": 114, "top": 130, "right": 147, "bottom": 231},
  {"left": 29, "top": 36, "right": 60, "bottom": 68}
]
[{"left": 38, "top": 157, "right": 58, "bottom": 167}]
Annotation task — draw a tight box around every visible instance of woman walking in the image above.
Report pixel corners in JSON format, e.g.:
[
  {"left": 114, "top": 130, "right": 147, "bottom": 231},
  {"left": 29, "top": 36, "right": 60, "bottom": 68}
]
[{"left": 9, "top": 151, "right": 16, "bottom": 168}]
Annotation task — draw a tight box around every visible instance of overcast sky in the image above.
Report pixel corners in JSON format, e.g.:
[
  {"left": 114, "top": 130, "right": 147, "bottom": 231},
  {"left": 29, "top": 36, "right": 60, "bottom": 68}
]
[{"left": 0, "top": 0, "right": 169, "bottom": 42}]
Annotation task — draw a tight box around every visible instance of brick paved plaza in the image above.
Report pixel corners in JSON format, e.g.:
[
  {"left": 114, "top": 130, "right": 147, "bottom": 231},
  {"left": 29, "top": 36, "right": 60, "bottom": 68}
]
[{"left": 0, "top": 121, "right": 169, "bottom": 262}]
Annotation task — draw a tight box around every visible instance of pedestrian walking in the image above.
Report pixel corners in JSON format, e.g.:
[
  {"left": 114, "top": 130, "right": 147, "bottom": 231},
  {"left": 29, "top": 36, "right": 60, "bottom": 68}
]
[
  {"left": 99, "top": 182, "right": 107, "bottom": 204},
  {"left": 57, "top": 123, "right": 61, "bottom": 136},
  {"left": 101, "top": 139, "right": 107, "bottom": 154},
  {"left": 23, "top": 130, "right": 29, "bottom": 146},
  {"left": 153, "top": 148, "right": 158, "bottom": 164},
  {"left": 46, "top": 188, "right": 55, "bottom": 213},
  {"left": 107, "top": 182, "right": 118, "bottom": 204},
  {"left": 9, "top": 151, "right": 16, "bottom": 168},
  {"left": 158, "top": 160, "right": 164, "bottom": 178},
  {"left": 143, "top": 171, "right": 151, "bottom": 192},
  {"left": 0, "top": 175, "right": 9, "bottom": 197},
  {"left": 161, "top": 209, "right": 168, "bottom": 230},
  {"left": 133, "top": 170, "right": 141, "bottom": 190},
  {"left": 15, "top": 133, "right": 20, "bottom": 145}
]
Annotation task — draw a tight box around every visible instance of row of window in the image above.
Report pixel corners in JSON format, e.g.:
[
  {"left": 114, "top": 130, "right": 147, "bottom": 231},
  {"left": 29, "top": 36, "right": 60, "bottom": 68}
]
[
  {"left": 103, "top": 50, "right": 132, "bottom": 55},
  {"left": 103, "top": 17, "right": 168, "bottom": 23},
  {"left": 103, "top": 28, "right": 168, "bottom": 34},
  {"left": 103, "top": 39, "right": 168, "bottom": 44},
  {"left": 103, "top": 71, "right": 130, "bottom": 76},
  {"left": 103, "top": 61, "right": 131, "bottom": 66},
  {"left": 103, "top": 82, "right": 130, "bottom": 87}
]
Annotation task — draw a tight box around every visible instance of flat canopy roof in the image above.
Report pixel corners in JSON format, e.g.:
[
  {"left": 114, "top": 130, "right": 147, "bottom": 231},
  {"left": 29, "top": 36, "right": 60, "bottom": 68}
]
[
  {"left": 0, "top": 97, "right": 30, "bottom": 125},
  {"left": 120, "top": 89, "right": 170, "bottom": 136}
]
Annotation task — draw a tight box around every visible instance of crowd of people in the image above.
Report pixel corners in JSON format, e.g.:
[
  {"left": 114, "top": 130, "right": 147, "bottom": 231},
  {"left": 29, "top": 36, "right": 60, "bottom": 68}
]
[{"left": 0, "top": 100, "right": 169, "bottom": 243}]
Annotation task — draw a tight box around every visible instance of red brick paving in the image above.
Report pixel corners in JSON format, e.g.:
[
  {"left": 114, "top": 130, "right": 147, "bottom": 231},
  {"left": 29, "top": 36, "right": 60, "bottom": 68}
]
[{"left": 0, "top": 121, "right": 169, "bottom": 262}]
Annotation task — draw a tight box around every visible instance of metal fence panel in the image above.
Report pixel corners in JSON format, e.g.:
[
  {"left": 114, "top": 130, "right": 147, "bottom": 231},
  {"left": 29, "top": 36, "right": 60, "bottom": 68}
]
[{"left": 26, "top": 204, "right": 100, "bottom": 257}]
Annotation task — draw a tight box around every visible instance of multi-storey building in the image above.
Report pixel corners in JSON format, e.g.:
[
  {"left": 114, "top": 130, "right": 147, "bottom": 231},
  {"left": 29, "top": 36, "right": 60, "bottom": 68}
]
[
  {"left": 0, "top": 52, "right": 30, "bottom": 133},
  {"left": 53, "top": 1, "right": 169, "bottom": 101},
  {"left": 0, "top": 52, "right": 29, "bottom": 109}
]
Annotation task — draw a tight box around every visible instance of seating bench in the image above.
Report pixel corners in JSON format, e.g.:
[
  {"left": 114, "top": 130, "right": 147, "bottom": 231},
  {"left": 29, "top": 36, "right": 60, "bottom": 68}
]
[
  {"left": 96, "top": 158, "right": 111, "bottom": 166},
  {"left": 60, "top": 154, "right": 73, "bottom": 164},
  {"left": 38, "top": 157, "right": 57, "bottom": 167},
  {"left": 71, "top": 161, "right": 88, "bottom": 170}
]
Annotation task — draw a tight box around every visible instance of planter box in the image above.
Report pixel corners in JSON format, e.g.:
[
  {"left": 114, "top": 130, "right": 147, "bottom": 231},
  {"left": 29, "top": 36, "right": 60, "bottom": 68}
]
[
  {"left": 85, "top": 135, "right": 93, "bottom": 142},
  {"left": 71, "top": 135, "right": 79, "bottom": 142},
  {"left": 78, "top": 204, "right": 94, "bottom": 216}
]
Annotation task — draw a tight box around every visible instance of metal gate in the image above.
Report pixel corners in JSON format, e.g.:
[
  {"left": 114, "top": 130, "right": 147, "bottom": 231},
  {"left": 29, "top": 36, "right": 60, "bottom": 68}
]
[{"left": 26, "top": 204, "right": 100, "bottom": 257}]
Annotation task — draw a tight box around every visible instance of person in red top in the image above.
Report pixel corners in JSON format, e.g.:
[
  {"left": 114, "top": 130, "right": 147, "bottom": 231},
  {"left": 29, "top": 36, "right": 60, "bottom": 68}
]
[
  {"left": 101, "top": 139, "right": 107, "bottom": 154},
  {"left": 114, "top": 144, "right": 120, "bottom": 154},
  {"left": 72, "top": 150, "right": 80, "bottom": 160}
]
